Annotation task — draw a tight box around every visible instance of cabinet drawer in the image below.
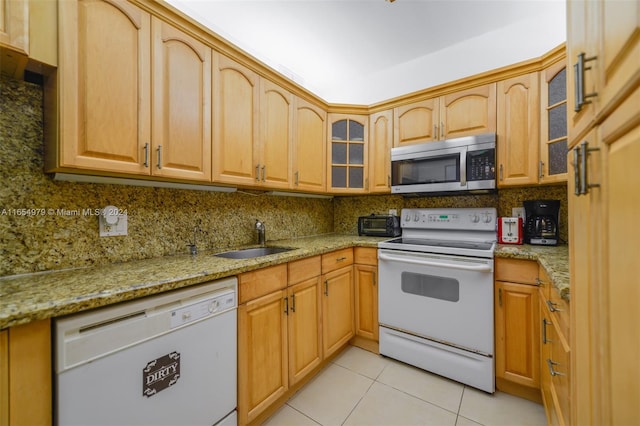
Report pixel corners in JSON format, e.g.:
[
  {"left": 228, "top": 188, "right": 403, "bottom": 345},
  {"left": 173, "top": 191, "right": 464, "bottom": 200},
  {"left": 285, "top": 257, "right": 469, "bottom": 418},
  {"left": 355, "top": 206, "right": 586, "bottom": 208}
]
[
  {"left": 288, "top": 256, "right": 321, "bottom": 285},
  {"left": 239, "top": 264, "right": 287, "bottom": 304},
  {"left": 495, "top": 259, "right": 538, "bottom": 284},
  {"left": 322, "top": 248, "right": 354, "bottom": 274},
  {"left": 354, "top": 247, "right": 377, "bottom": 266}
]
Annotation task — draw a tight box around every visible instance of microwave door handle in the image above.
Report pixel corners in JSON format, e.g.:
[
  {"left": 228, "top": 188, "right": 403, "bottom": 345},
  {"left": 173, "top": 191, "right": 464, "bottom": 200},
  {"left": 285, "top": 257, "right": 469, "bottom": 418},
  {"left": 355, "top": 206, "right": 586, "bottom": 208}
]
[
  {"left": 378, "top": 253, "right": 492, "bottom": 272},
  {"left": 460, "top": 149, "right": 467, "bottom": 187}
]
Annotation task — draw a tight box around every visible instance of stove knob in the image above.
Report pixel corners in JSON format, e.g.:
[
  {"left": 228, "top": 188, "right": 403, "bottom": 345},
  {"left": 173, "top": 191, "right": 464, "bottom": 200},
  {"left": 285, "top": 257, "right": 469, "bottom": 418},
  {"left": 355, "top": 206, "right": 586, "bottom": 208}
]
[
  {"left": 414, "top": 213, "right": 419, "bottom": 221},
  {"left": 483, "top": 213, "right": 493, "bottom": 223},
  {"left": 470, "top": 214, "right": 480, "bottom": 223}
]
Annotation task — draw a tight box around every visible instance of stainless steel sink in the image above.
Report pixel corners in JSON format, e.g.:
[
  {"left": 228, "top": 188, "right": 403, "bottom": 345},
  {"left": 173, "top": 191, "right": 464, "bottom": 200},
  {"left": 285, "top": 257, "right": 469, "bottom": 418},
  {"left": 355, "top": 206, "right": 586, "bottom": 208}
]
[{"left": 213, "top": 246, "right": 294, "bottom": 259}]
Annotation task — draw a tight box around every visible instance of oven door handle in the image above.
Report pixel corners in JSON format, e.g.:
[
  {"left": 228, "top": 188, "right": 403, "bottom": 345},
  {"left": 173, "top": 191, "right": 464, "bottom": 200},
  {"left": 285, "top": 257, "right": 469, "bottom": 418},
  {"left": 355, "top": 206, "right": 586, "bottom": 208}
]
[{"left": 378, "top": 253, "right": 492, "bottom": 272}]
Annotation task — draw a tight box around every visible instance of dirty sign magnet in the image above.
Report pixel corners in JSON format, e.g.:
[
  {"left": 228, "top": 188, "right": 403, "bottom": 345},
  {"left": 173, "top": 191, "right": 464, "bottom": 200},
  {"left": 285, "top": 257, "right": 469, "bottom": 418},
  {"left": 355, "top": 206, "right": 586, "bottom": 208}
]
[{"left": 143, "top": 352, "right": 180, "bottom": 397}]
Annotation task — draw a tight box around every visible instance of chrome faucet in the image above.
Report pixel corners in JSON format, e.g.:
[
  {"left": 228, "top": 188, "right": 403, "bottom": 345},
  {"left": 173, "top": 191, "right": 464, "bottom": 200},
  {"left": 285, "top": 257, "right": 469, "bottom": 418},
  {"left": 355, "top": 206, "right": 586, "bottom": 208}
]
[
  {"left": 187, "top": 226, "right": 200, "bottom": 255},
  {"left": 255, "top": 219, "right": 266, "bottom": 246}
]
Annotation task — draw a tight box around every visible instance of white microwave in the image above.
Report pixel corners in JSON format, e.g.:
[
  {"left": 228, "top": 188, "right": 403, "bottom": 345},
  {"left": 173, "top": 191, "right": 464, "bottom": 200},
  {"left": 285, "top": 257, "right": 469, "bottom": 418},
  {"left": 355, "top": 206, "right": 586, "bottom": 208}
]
[{"left": 390, "top": 133, "right": 496, "bottom": 195}]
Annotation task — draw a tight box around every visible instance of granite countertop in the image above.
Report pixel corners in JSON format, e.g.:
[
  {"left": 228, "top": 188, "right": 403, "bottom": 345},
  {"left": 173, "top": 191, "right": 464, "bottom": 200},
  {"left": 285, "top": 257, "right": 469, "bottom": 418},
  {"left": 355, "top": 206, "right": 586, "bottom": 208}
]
[
  {"left": 0, "top": 235, "right": 569, "bottom": 330},
  {"left": 0, "top": 235, "right": 387, "bottom": 330},
  {"left": 495, "top": 244, "right": 569, "bottom": 302}
]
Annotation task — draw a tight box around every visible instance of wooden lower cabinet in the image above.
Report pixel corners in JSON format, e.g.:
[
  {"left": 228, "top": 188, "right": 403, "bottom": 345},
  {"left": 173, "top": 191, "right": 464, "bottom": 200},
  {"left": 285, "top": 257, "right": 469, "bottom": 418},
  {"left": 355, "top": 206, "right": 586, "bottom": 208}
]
[
  {"left": 494, "top": 280, "right": 540, "bottom": 390},
  {"left": 494, "top": 259, "right": 541, "bottom": 402},
  {"left": 0, "top": 319, "right": 52, "bottom": 426},
  {"left": 238, "top": 290, "right": 289, "bottom": 425},
  {"left": 354, "top": 248, "right": 378, "bottom": 345},
  {"left": 540, "top": 290, "right": 571, "bottom": 426},
  {"left": 287, "top": 276, "right": 322, "bottom": 387},
  {"left": 322, "top": 265, "right": 354, "bottom": 358}
]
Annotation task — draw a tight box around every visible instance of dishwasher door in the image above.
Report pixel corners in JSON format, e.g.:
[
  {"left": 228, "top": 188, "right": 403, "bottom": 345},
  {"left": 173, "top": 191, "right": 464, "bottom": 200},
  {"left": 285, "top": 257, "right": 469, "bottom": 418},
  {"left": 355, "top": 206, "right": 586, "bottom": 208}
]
[{"left": 55, "top": 278, "right": 237, "bottom": 426}]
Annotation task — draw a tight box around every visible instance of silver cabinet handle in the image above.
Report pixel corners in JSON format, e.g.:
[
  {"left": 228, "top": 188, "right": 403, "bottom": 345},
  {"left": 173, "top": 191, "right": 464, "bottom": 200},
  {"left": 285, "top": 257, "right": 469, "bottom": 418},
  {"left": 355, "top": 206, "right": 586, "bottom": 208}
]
[
  {"left": 573, "top": 146, "right": 582, "bottom": 195},
  {"left": 574, "top": 52, "right": 598, "bottom": 112},
  {"left": 336, "top": 256, "right": 347, "bottom": 262},
  {"left": 294, "top": 171, "right": 299, "bottom": 186},
  {"left": 434, "top": 125, "right": 438, "bottom": 138},
  {"left": 261, "top": 165, "right": 266, "bottom": 182},
  {"left": 255, "top": 164, "right": 260, "bottom": 181},
  {"left": 156, "top": 145, "right": 162, "bottom": 169},
  {"left": 547, "top": 359, "right": 565, "bottom": 376},
  {"left": 284, "top": 296, "right": 289, "bottom": 315},
  {"left": 546, "top": 299, "right": 563, "bottom": 312},
  {"left": 440, "top": 122, "right": 444, "bottom": 139},
  {"left": 579, "top": 141, "right": 600, "bottom": 195},
  {"left": 542, "top": 318, "right": 552, "bottom": 344},
  {"left": 143, "top": 143, "right": 149, "bottom": 168},
  {"left": 291, "top": 294, "right": 296, "bottom": 313},
  {"left": 498, "top": 288, "right": 502, "bottom": 307},
  {"left": 539, "top": 160, "right": 544, "bottom": 179},
  {"left": 387, "top": 175, "right": 391, "bottom": 187},
  {"left": 373, "top": 272, "right": 377, "bottom": 286},
  {"left": 324, "top": 280, "right": 329, "bottom": 296},
  {"left": 499, "top": 164, "right": 504, "bottom": 181}
]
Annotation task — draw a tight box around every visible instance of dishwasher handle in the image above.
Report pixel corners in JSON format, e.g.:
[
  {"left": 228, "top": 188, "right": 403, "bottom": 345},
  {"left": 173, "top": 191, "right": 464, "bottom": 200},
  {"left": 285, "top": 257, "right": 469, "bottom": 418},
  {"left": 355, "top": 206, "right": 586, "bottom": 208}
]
[{"left": 378, "top": 252, "right": 493, "bottom": 272}]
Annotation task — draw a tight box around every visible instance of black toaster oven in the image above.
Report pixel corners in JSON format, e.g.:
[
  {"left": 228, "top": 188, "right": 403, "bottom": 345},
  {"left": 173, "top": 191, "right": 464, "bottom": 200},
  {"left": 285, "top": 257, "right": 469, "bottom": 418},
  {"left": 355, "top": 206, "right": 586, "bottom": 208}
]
[{"left": 358, "top": 214, "right": 401, "bottom": 237}]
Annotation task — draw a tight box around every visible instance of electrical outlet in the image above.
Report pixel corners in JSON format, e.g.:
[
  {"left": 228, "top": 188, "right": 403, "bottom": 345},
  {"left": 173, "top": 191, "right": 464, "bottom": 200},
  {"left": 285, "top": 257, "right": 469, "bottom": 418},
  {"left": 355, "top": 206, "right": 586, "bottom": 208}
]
[
  {"left": 512, "top": 207, "right": 525, "bottom": 219},
  {"left": 389, "top": 209, "right": 398, "bottom": 216},
  {"left": 99, "top": 211, "right": 128, "bottom": 237}
]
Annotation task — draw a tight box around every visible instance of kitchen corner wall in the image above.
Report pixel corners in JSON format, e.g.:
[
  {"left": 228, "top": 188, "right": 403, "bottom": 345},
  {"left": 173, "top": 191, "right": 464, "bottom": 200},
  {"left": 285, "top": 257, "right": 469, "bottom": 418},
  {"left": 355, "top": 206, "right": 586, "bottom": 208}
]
[{"left": 0, "top": 77, "right": 333, "bottom": 276}]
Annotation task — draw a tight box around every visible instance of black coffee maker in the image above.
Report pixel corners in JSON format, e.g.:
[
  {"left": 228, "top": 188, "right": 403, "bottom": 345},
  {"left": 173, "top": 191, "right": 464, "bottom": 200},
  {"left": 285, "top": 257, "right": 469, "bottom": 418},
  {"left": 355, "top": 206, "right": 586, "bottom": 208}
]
[{"left": 523, "top": 200, "right": 560, "bottom": 246}]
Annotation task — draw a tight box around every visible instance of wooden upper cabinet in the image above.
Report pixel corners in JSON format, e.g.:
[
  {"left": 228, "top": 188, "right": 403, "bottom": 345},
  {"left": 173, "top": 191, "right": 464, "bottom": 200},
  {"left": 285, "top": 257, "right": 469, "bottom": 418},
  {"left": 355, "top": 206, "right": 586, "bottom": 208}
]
[
  {"left": 58, "top": 0, "right": 151, "bottom": 175},
  {"left": 393, "top": 99, "right": 439, "bottom": 146},
  {"left": 369, "top": 110, "right": 392, "bottom": 193},
  {"left": 151, "top": 17, "right": 211, "bottom": 182},
  {"left": 328, "top": 114, "right": 368, "bottom": 193},
  {"left": 540, "top": 61, "right": 568, "bottom": 184},
  {"left": 393, "top": 84, "right": 496, "bottom": 147},
  {"left": 0, "top": 0, "right": 28, "bottom": 55},
  {"left": 442, "top": 83, "right": 497, "bottom": 139},
  {"left": 259, "top": 79, "right": 293, "bottom": 189},
  {"left": 292, "top": 97, "right": 326, "bottom": 192},
  {"left": 213, "top": 53, "right": 260, "bottom": 186},
  {"left": 598, "top": 1, "right": 640, "bottom": 112},
  {"left": 496, "top": 73, "right": 540, "bottom": 187},
  {"left": 569, "top": 0, "right": 640, "bottom": 146}
]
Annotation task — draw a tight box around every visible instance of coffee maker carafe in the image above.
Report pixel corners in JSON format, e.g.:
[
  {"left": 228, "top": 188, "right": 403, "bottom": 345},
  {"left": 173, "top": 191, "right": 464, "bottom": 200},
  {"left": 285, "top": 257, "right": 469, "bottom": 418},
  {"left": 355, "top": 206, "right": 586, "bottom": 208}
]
[{"left": 524, "top": 200, "right": 560, "bottom": 246}]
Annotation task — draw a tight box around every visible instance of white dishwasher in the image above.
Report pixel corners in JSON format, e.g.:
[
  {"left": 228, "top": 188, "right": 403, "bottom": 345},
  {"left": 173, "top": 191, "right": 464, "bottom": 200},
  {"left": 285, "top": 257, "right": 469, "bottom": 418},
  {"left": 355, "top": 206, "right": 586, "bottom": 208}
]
[{"left": 55, "top": 277, "right": 238, "bottom": 426}]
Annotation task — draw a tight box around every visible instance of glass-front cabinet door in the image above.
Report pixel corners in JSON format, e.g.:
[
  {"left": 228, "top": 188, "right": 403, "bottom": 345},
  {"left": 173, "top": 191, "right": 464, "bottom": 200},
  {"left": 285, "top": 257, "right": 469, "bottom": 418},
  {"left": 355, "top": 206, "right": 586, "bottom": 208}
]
[
  {"left": 540, "top": 61, "right": 568, "bottom": 184},
  {"left": 328, "top": 114, "right": 368, "bottom": 193}
]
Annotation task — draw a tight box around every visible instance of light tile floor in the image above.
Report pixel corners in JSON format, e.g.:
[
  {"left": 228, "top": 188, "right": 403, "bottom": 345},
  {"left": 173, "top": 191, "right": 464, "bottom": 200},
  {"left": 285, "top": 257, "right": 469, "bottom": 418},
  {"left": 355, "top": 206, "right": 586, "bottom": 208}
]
[{"left": 263, "top": 346, "right": 547, "bottom": 426}]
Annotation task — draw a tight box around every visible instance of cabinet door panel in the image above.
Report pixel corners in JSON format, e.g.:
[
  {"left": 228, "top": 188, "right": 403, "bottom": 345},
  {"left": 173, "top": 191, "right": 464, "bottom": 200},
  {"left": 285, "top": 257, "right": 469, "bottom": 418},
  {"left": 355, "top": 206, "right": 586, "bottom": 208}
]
[
  {"left": 261, "top": 80, "right": 292, "bottom": 188},
  {"left": 60, "top": 0, "right": 150, "bottom": 174},
  {"left": 442, "top": 84, "right": 497, "bottom": 139},
  {"left": 0, "top": 0, "right": 28, "bottom": 55},
  {"left": 497, "top": 74, "right": 539, "bottom": 187},
  {"left": 293, "top": 98, "right": 326, "bottom": 192},
  {"left": 355, "top": 264, "right": 378, "bottom": 341},
  {"left": 369, "top": 110, "right": 392, "bottom": 193},
  {"left": 238, "top": 291, "right": 288, "bottom": 425},
  {"left": 394, "top": 99, "right": 439, "bottom": 146},
  {"left": 152, "top": 18, "right": 211, "bottom": 181},
  {"left": 288, "top": 278, "right": 322, "bottom": 386},
  {"left": 599, "top": 0, "right": 640, "bottom": 110},
  {"left": 322, "top": 266, "right": 354, "bottom": 357},
  {"left": 495, "top": 281, "right": 540, "bottom": 388},
  {"left": 213, "top": 54, "right": 259, "bottom": 185}
]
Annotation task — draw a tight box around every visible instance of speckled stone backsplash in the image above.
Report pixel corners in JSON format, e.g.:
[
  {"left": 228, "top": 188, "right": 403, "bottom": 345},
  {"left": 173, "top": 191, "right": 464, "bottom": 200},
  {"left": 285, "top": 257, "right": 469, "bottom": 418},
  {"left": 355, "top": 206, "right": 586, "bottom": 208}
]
[
  {"left": 0, "top": 77, "right": 333, "bottom": 276},
  {"left": 334, "top": 185, "right": 568, "bottom": 243},
  {"left": 1, "top": 76, "right": 569, "bottom": 276}
]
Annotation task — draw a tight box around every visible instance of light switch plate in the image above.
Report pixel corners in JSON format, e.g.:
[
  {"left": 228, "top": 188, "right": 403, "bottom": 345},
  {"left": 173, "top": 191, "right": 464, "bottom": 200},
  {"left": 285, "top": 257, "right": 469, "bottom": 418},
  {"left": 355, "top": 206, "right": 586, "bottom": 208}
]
[{"left": 511, "top": 207, "right": 525, "bottom": 220}]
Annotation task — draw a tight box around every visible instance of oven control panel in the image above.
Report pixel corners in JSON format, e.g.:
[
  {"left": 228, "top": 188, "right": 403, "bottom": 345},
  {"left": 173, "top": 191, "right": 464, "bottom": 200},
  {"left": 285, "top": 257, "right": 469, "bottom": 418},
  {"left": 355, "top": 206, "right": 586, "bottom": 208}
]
[{"left": 401, "top": 208, "right": 496, "bottom": 231}]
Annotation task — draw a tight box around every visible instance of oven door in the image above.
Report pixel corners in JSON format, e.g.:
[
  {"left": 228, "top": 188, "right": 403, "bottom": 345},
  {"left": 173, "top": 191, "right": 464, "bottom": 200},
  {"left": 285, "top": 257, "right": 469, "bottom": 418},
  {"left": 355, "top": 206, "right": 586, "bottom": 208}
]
[{"left": 378, "top": 248, "right": 494, "bottom": 355}]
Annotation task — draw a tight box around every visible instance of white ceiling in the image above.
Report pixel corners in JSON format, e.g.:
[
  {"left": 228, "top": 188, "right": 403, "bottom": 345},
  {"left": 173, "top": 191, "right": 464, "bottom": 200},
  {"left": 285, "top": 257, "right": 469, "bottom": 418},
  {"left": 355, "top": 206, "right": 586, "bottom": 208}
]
[{"left": 165, "top": 0, "right": 567, "bottom": 104}]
